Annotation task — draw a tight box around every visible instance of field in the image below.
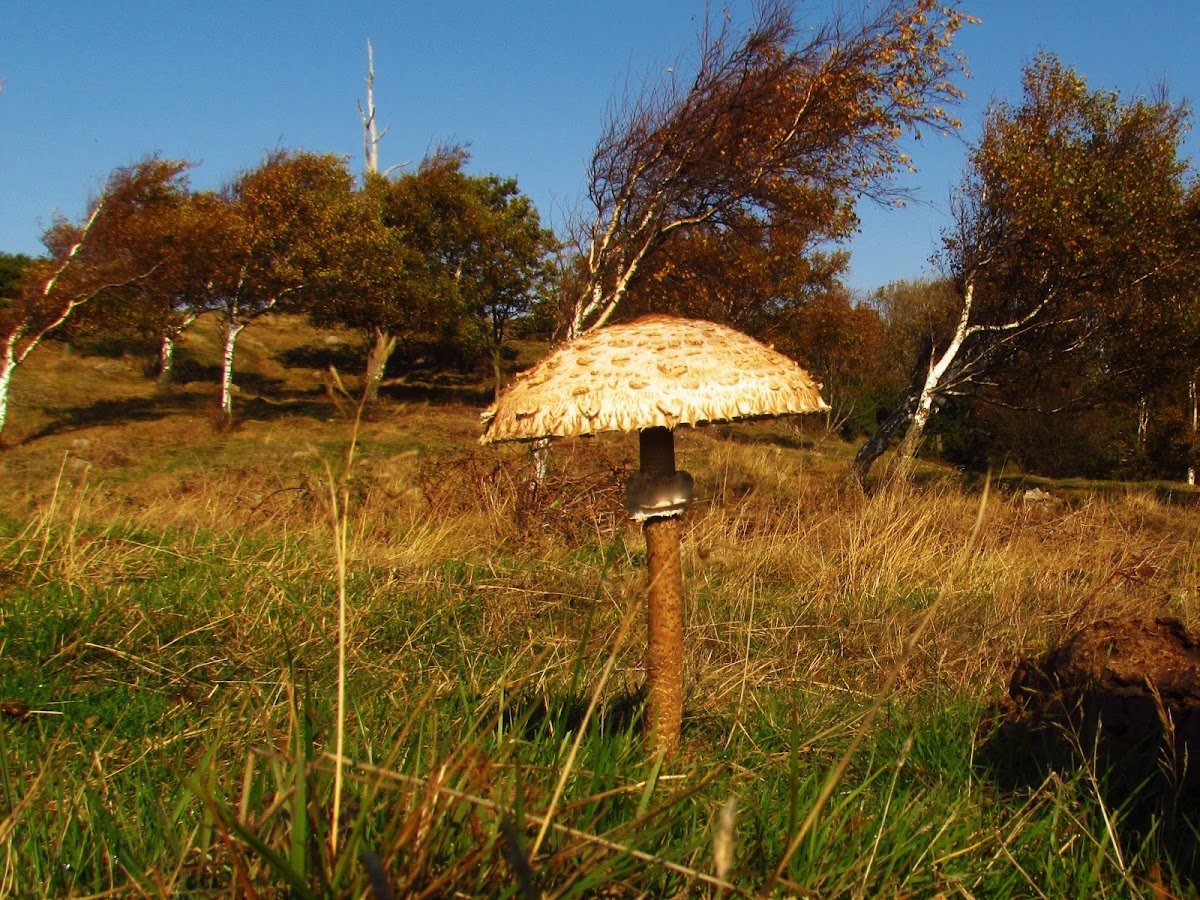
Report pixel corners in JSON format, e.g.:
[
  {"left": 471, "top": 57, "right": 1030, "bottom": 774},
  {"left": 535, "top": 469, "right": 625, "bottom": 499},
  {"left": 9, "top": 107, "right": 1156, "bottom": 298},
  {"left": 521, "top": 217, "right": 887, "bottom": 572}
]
[{"left": 2, "top": 315, "right": 1200, "bottom": 897}]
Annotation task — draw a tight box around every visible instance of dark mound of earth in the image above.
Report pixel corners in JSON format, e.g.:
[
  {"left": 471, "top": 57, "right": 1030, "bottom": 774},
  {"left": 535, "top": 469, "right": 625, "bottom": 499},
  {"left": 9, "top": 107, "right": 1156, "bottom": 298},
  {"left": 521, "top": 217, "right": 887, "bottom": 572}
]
[
  {"left": 1009, "top": 617, "right": 1199, "bottom": 782},
  {"left": 980, "top": 617, "right": 1200, "bottom": 877}
]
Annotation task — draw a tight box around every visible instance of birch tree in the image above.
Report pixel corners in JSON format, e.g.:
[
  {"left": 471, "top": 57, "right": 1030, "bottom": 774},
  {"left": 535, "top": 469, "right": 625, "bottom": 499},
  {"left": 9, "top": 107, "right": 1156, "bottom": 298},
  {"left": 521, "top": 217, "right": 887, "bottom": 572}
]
[
  {"left": 851, "top": 54, "right": 1193, "bottom": 483},
  {"left": 71, "top": 174, "right": 211, "bottom": 390},
  {"left": 0, "top": 158, "right": 189, "bottom": 440},
  {"left": 568, "top": 0, "right": 972, "bottom": 337},
  {"left": 149, "top": 192, "right": 231, "bottom": 390},
  {"left": 615, "top": 207, "right": 850, "bottom": 338},
  {"left": 205, "top": 151, "right": 357, "bottom": 422}
]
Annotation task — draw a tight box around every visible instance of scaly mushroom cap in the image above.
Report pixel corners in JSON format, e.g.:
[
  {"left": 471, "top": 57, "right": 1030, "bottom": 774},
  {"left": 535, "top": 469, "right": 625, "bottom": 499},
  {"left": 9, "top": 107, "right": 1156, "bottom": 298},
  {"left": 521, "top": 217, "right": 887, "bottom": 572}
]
[{"left": 480, "top": 314, "right": 829, "bottom": 442}]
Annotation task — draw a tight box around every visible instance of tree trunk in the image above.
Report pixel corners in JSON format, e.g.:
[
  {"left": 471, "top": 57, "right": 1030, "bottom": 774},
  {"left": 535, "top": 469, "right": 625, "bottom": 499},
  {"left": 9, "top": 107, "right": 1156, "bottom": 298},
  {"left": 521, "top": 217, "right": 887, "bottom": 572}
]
[
  {"left": 0, "top": 348, "right": 17, "bottom": 442},
  {"left": 890, "top": 385, "right": 939, "bottom": 481},
  {"left": 220, "top": 321, "right": 245, "bottom": 421},
  {"left": 849, "top": 387, "right": 920, "bottom": 485},
  {"left": 492, "top": 346, "right": 504, "bottom": 402},
  {"left": 157, "top": 313, "right": 198, "bottom": 392},
  {"left": 157, "top": 331, "right": 176, "bottom": 391},
  {"left": 363, "top": 328, "right": 398, "bottom": 403},
  {"left": 1190, "top": 372, "right": 1198, "bottom": 486},
  {"left": 852, "top": 280, "right": 979, "bottom": 485},
  {"left": 363, "top": 41, "right": 380, "bottom": 176}
]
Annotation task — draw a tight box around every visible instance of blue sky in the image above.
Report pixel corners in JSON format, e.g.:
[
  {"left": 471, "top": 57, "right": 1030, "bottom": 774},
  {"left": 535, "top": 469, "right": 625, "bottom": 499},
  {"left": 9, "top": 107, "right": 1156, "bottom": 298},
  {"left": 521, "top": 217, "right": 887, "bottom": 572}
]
[{"left": 2, "top": 1, "right": 1197, "bottom": 293}]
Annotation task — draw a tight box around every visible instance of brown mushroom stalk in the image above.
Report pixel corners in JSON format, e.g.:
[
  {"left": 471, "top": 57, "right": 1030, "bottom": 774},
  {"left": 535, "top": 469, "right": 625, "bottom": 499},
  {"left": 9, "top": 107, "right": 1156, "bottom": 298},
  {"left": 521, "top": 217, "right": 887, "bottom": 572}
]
[
  {"left": 636, "top": 426, "right": 687, "bottom": 756},
  {"left": 479, "top": 315, "right": 829, "bottom": 761},
  {"left": 644, "top": 513, "right": 684, "bottom": 754}
]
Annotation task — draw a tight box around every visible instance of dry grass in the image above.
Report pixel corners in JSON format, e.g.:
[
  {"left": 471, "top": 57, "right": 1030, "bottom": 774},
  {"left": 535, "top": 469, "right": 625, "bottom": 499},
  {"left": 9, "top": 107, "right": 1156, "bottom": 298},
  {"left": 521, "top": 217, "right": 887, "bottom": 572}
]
[
  {"left": 4, "top": 331, "right": 1195, "bottom": 710},
  {"left": 5, "top": 390, "right": 1197, "bottom": 723},
  {"left": 4, "top": 314, "right": 1200, "bottom": 895}
]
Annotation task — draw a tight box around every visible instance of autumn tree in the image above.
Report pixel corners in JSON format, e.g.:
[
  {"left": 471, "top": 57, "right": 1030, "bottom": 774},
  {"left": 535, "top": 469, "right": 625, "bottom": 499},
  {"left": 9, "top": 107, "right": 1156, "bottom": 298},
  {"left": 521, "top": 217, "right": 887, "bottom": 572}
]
[
  {"left": 566, "top": 0, "right": 972, "bottom": 337},
  {"left": 616, "top": 208, "right": 849, "bottom": 334},
  {"left": 66, "top": 174, "right": 217, "bottom": 389},
  {"left": 315, "top": 148, "right": 555, "bottom": 401},
  {"left": 146, "top": 191, "right": 238, "bottom": 389},
  {"left": 850, "top": 276, "right": 961, "bottom": 451},
  {"left": 449, "top": 169, "right": 557, "bottom": 399},
  {"left": 851, "top": 53, "right": 1195, "bottom": 483},
  {"left": 309, "top": 155, "right": 454, "bottom": 403},
  {"left": 0, "top": 253, "right": 33, "bottom": 300},
  {"left": 301, "top": 177, "right": 409, "bottom": 403},
  {"left": 613, "top": 213, "right": 898, "bottom": 435},
  {"left": 784, "top": 286, "right": 901, "bottom": 437},
  {"left": 0, "top": 158, "right": 190, "bottom": 440},
  {"left": 202, "top": 151, "right": 358, "bottom": 421}
]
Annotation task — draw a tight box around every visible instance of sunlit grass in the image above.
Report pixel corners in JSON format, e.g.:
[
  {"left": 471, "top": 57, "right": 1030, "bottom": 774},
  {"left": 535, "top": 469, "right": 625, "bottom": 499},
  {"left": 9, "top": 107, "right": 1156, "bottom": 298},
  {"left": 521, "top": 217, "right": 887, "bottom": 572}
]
[{"left": 2, "top": 329, "right": 1200, "bottom": 895}]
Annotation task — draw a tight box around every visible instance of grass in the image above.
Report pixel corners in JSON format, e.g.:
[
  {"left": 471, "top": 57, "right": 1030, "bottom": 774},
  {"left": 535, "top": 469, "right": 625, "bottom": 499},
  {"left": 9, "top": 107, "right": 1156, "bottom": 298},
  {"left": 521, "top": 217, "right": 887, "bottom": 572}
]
[{"left": 1, "top": 315, "right": 1199, "bottom": 896}]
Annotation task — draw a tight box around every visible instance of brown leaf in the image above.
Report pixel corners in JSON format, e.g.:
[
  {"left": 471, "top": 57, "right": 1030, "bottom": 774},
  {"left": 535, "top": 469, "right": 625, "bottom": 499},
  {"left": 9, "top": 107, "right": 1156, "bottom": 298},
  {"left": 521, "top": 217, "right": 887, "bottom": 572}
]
[{"left": 0, "top": 700, "right": 30, "bottom": 720}]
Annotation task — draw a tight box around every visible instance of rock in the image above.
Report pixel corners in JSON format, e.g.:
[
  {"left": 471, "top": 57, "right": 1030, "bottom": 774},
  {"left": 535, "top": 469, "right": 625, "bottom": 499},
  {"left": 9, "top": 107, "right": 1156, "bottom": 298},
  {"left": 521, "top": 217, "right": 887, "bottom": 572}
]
[
  {"left": 1012, "top": 618, "right": 1200, "bottom": 703},
  {"left": 982, "top": 617, "right": 1200, "bottom": 877},
  {"left": 1021, "top": 487, "right": 1053, "bottom": 503}
]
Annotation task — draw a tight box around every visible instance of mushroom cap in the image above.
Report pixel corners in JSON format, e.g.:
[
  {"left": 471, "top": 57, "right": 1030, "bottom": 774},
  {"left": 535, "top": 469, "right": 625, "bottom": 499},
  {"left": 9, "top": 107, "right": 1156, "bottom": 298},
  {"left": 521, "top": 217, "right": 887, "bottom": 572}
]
[{"left": 481, "top": 314, "right": 830, "bottom": 443}]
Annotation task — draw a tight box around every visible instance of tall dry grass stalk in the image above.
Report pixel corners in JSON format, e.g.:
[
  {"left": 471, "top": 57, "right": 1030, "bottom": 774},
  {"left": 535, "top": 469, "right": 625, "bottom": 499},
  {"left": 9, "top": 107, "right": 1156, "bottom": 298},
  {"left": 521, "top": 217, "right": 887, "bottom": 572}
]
[
  {"left": 323, "top": 372, "right": 369, "bottom": 857},
  {"left": 680, "top": 442, "right": 1199, "bottom": 714}
]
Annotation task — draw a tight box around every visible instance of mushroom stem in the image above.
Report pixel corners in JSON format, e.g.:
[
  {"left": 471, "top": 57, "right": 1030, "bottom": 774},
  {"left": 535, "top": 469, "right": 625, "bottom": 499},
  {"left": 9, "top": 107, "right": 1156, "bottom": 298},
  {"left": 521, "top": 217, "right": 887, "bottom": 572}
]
[
  {"left": 640, "top": 426, "right": 676, "bottom": 475},
  {"left": 644, "top": 515, "right": 684, "bottom": 757},
  {"left": 639, "top": 426, "right": 684, "bottom": 757}
]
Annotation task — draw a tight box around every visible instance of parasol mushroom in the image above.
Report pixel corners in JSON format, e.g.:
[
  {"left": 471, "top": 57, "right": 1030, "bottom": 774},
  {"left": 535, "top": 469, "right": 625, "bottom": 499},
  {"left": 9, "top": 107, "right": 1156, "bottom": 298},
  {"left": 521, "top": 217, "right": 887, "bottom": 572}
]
[{"left": 480, "top": 314, "right": 828, "bottom": 756}]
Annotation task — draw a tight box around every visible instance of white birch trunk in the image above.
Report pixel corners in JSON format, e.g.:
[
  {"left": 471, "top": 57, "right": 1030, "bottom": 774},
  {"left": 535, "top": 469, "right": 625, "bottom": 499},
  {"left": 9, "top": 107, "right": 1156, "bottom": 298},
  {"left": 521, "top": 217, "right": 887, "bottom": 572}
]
[
  {"left": 157, "top": 332, "right": 176, "bottom": 389},
  {"left": 0, "top": 346, "right": 18, "bottom": 440},
  {"left": 362, "top": 41, "right": 380, "bottom": 176},
  {"left": 220, "top": 321, "right": 245, "bottom": 418},
  {"left": 1189, "top": 372, "right": 1198, "bottom": 486},
  {"left": 157, "top": 311, "right": 198, "bottom": 390},
  {"left": 890, "top": 281, "right": 978, "bottom": 478},
  {"left": 358, "top": 40, "right": 401, "bottom": 178}
]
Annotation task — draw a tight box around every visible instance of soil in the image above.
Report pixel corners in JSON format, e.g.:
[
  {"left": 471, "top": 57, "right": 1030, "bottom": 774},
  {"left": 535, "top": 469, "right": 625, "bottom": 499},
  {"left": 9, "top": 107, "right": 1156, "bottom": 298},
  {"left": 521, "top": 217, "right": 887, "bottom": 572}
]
[{"left": 984, "top": 617, "right": 1200, "bottom": 803}]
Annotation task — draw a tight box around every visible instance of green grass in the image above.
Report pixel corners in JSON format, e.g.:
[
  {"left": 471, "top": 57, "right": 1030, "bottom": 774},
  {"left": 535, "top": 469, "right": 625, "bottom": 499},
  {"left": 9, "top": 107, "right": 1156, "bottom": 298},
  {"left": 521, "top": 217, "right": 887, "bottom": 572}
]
[
  {"left": 1, "top": 318, "right": 1199, "bottom": 895},
  {"left": 2, "top": 494, "right": 1197, "bottom": 897}
]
